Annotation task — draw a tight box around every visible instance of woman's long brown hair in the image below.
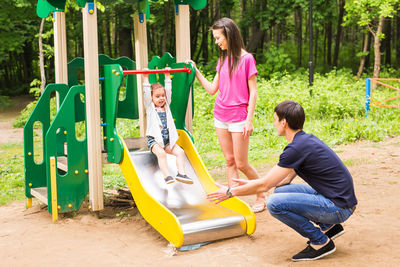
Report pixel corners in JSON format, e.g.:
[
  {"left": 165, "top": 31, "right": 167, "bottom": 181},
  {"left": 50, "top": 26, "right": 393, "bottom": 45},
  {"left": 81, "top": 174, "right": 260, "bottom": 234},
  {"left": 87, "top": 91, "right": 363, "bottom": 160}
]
[{"left": 212, "top": 17, "right": 245, "bottom": 77}]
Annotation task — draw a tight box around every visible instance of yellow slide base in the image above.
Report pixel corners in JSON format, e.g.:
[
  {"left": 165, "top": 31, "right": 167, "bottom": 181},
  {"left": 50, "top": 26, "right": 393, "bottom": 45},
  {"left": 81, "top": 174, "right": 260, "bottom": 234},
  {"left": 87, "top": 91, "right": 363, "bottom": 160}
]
[
  {"left": 176, "top": 130, "right": 256, "bottom": 235},
  {"left": 119, "top": 136, "right": 184, "bottom": 247},
  {"left": 118, "top": 130, "right": 256, "bottom": 248}
]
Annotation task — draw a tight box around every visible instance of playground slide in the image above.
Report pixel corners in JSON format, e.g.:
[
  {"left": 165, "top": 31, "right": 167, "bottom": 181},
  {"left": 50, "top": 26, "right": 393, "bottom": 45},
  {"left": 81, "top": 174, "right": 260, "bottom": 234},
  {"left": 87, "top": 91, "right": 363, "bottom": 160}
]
[{"left": 118, "top": 130, "right": 256, "bottom": 248}]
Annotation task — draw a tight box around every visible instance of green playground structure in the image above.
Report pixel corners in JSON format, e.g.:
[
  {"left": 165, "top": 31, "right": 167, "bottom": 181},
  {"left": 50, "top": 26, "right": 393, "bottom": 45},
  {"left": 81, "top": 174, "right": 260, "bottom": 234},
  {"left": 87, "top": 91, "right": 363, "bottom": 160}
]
[
  {"left": 25, "top": 0, "right": 205, "bottom": 218},
  {"left": 24, "top": 53, "right": 195, "bottom": 215},
  {"left": 24, "top": 1, "right": 258, "bottom": 248}
]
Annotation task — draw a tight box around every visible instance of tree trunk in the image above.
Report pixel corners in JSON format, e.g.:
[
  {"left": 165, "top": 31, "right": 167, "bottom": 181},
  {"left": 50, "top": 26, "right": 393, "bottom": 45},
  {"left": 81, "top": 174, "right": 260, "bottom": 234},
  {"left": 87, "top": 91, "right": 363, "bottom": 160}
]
[
  {"left": 246, "top": 29, "right": 266, "bottom": 53},
  {"left": 241, "top": 0, "right": 247, "bottom": 44},
  {"left": 113, "top": 16, "right": 118, "bottom": 57},
  {"left": 246, "top": 1, "right": 267, "bottom": 53},
  {"left": 357, "top": 32, "right": 369, "bottom": 79},
  {"left": 22, "top": 41, "right": 33, "bottom": 85},
  {"left": 314, "top": 28, "right": 319, "bottom": 66},
  {"left": 118, "top": 27, "right": 133, "bottom": 58},
  {"left": 396, "top": 15, "right": 400, "bottom": 67},
  {"left": 372, "top": 16, "right": 385, "bottom": 78},
  {"left": 98, "top": 23, "right": 104, "bottom": 55},
  {"left": 161, "top": 0, "right": 171, "bottom": 54},
  {"left": 327, "top": 20, "right": 332, "bottom": 66},
  {"left": 333, "top": 0, "right": 345, "bottom": 67},
  {"left": 105, "top": 16, "right": 112, "bottom": 57},
  {"left": 294, "top": 6, "right": 303, "bottom": 67},
  {"left": 385, "top": 18, "right": 391, "bottom": 65},
  {"left": 39, "top": 18, "right": 46, "bottom": 93},
  {"left": 191, "top": 10, "right": 201, "bottom": 60}
]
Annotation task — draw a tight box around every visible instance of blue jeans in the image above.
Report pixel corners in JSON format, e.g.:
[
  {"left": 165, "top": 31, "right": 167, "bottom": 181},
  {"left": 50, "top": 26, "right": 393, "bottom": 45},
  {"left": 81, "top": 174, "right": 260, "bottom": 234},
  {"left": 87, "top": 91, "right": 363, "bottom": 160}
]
[{"left": 267, "top": 184, "right": 355, "bottom": 245}]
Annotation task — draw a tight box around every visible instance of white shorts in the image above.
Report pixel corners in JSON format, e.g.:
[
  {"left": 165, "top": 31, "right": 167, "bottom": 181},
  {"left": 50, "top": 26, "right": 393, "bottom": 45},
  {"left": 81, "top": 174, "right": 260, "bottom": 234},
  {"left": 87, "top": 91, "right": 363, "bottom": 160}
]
[{"left": 214, "top": 118, "right": 245, "bottom": 133}]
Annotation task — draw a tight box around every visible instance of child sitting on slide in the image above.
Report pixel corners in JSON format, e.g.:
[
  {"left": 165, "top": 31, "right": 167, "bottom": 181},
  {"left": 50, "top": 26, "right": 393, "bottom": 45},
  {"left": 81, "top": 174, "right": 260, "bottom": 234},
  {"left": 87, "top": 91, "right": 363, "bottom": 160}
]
[{"left": 143, "top": 68, "right": 193, "bottom": 185}]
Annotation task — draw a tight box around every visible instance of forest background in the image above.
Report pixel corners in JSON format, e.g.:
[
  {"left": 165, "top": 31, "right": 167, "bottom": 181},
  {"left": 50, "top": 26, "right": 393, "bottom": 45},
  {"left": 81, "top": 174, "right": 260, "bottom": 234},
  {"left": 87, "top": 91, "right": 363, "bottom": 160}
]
[
  {"left": 2, "top": 0, "right": 400, "bottom": 97},
  {"left": 1, "top": 0, "right": 400, "bottom": 203}
]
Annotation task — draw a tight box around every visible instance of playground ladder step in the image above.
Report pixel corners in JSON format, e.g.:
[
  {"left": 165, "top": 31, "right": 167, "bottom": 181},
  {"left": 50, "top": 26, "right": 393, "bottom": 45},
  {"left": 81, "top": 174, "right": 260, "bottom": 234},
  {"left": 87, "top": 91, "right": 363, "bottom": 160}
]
[
  {"left": 57, "top": 156, "right": 68, "bottom": 172},
  {"left": 124, "top": 137, "right": 147, "bottom": 151},
  {"left": 31, "top": 187, "right": 48, "bottom": 205}
]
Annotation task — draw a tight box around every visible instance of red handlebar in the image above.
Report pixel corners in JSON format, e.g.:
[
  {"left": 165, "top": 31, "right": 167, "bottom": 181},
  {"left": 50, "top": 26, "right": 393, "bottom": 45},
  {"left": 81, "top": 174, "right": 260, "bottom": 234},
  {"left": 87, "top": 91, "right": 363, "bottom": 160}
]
[{"left": 123, "top": 67, "right": 191, "bottom": 75}]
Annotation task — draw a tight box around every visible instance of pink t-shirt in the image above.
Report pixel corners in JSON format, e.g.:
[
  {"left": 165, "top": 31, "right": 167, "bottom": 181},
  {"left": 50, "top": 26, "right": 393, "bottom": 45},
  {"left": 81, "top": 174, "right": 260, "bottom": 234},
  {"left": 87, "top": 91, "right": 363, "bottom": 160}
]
[{"left": 214, "top": 53, "right": 257, "bottom": 122}]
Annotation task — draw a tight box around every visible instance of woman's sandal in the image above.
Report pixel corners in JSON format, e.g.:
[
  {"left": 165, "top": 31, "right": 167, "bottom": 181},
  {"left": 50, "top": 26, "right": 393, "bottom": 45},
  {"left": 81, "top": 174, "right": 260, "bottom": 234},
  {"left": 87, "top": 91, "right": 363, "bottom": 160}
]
[{"left": 252, "top": 201, "right": 266, "bottom": 213}]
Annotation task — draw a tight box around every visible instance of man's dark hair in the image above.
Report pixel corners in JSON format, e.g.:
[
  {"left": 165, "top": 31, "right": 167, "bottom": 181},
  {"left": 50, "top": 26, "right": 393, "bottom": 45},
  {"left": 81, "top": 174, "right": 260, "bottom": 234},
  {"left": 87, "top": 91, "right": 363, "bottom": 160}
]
[{"left": 274, "top": 100, "right": 305, "bottom": 130}]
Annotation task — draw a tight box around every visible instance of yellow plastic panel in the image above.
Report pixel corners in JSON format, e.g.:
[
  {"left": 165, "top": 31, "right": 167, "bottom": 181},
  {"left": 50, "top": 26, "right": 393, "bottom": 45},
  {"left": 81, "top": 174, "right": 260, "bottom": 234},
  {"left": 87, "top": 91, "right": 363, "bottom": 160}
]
[{"left": 118, "top": 136, "right": 184, "bottom": 247}]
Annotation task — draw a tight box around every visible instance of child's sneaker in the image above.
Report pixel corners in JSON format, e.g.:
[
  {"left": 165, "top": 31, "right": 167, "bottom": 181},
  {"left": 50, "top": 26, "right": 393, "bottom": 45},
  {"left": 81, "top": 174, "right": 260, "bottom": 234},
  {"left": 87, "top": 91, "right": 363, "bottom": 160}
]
[
  {"left": 175, "top": 173, "right": 193, "bottom": 184},
  {"left": 164, "top": 176, "right": 175, "bottom": 184}
]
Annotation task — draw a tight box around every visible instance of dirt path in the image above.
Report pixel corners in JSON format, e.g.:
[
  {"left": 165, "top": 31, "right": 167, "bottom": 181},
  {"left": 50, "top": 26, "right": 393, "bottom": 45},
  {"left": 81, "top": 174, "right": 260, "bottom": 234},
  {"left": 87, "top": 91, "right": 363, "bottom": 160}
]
[
  {"left": 0, "top": 95, "right": 33, "bottom": 145},
  {"left": 1, "top": 97, "right": 400, "bottom": 266}
]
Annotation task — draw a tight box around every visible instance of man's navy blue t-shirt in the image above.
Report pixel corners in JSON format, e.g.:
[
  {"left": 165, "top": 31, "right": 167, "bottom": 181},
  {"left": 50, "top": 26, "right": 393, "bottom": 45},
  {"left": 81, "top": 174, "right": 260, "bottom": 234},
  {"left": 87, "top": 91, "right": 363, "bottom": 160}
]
[{"left": 278, "top": 131, "right": 357, "bottom": 209}]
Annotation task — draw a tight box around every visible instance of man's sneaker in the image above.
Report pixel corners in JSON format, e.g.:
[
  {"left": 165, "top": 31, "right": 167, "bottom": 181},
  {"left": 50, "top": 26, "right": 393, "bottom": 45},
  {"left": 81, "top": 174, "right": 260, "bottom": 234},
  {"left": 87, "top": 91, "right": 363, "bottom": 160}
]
[
  {"left": 164, "top": 176, "right": 175, "bottom": 184},
  {"left": 175, "top": 173, "right": 193, "bottom": 184},
  {"left": 292, "top": 239, "right": 336, "bottom": 261},
  {"left": 325, "top": 224, "right": 345, "bottom": 240}
]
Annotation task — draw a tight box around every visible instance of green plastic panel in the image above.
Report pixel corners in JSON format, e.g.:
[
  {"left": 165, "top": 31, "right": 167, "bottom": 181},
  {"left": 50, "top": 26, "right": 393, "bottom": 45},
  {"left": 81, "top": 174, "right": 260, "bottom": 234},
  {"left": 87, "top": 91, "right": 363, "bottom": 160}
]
[
  {"left": 76, "top": 0, "right": 92, "bottom": 8},
  {"left": 148, "top": 52, "right": 176, "bottom": 84},
  {"left": 137, "top": 0, "right": 150, "bottom": 19},
  {"left": 169, "top": 62, "right": 195, "bottom": 131},
  {"left": 36, "top": 0, "right": 66, "bottom": 18},
  {"left": 36, "top": 0, "right": 206, "bottom": 18},
  {"left": 24, "top": 83, "right": 69, "bottom": 198},
  {"left": 45, "top": 85, "right": 88, "bottom": 213},
  {"left": 103, "top": 65, "right": 124, "bottom": 164},
  {"left": 67, "top": 55, "right": 138, "bottom": 120},
  {"left": 174, "top": 0, "right": 207, "bottom": 10},
  {"left": 148, "top": 52, "right": 195, "bottom": 134},
  {"left": 99, "top": 55, "right": 138, "bottom": 120}
]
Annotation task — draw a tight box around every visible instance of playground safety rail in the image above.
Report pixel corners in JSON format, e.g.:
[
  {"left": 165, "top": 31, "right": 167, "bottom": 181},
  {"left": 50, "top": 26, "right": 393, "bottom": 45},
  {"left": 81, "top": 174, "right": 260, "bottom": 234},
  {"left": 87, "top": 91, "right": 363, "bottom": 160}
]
[
  {"left": 123, "top": 67, "right": 191, "bottom": 75},
  {"left": 365, "top": 78, "right": 400, "bottom": 117}
]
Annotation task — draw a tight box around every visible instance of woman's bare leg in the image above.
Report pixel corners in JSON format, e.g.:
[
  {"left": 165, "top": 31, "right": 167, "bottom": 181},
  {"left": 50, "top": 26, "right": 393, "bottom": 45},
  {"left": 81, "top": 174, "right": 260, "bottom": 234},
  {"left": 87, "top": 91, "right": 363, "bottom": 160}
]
[
  {"left": 231, "top": 132, "right": 266, "bottom": 203},
  {"left": 216, "top": 128, "right": 239, "bottom": 187}
]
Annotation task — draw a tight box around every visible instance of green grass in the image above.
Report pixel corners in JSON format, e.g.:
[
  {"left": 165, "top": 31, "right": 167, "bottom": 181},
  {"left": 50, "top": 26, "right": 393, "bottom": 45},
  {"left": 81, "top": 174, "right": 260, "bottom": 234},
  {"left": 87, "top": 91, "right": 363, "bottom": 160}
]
[{"left": 0, "top": 143, "right": 25, "bottom": 204}]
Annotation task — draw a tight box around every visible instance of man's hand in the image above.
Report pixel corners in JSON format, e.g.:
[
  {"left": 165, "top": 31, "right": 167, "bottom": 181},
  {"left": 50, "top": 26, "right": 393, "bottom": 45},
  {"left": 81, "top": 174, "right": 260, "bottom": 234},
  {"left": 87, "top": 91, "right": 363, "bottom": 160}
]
[{"left": 207, "top": 185, "right": 229, "bottom": 204}]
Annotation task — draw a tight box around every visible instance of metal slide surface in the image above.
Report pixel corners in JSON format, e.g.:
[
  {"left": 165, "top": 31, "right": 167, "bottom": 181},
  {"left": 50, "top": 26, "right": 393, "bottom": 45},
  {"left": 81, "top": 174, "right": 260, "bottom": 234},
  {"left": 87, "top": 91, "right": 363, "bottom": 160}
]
[{"left": 118, "top": 130, "right": 256, "bottom": 247}]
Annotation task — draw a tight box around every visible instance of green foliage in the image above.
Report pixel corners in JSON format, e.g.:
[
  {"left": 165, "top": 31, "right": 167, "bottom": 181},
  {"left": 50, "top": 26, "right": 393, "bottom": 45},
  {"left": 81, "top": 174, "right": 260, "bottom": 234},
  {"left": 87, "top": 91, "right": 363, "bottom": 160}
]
[
  {"left": 344, "top": 0, "right": 398, "bottom": 28},
  {"left": 193, "top": 68, "right": 400, "bottom": 168},
  {"left": 29, "top": 79, "right": 42, "bottom": 99},
  {"left": 258, "top": 45, "right": 295, "bottom": 79}
]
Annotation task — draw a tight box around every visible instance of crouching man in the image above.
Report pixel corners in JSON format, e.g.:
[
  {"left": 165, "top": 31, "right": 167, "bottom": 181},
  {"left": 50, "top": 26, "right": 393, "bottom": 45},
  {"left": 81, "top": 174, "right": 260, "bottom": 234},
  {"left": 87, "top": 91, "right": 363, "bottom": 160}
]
[{"left": 207, "top": 100, "right": 357, "bottom": 261}]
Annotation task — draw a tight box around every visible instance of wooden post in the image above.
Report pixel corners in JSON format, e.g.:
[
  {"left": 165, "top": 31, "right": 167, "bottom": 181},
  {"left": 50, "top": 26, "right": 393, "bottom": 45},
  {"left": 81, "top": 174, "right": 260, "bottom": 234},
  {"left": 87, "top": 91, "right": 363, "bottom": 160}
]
[
  {"left": 133, "top": 13, "right": 148, "bottom": 137},
  {"left": 175, "top": 5, "right": 192, "bottom": 133},
  {"left": 53, "top": 12, "right": 68, "bottom": 107},
  {"left": 82, "top": 3, "right": 103, "bottom": 211}
]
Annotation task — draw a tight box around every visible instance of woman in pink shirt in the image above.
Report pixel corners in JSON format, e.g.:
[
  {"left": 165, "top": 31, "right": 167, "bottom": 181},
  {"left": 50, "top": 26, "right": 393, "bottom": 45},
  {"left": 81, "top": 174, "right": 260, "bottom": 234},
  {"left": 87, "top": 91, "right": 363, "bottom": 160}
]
[{"left": 188, "top": 17, "right": 266, "bottom": 212}]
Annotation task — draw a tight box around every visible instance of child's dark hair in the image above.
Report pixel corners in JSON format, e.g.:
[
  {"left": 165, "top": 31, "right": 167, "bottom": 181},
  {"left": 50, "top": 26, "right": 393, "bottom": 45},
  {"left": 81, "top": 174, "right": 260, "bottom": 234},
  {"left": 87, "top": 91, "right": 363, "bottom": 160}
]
[
  {"left": 150, "top": 83, "right": 165, "bottom": 96},
  {"left": 274, "top": 100, "right": 305, "bottom": 130}
]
